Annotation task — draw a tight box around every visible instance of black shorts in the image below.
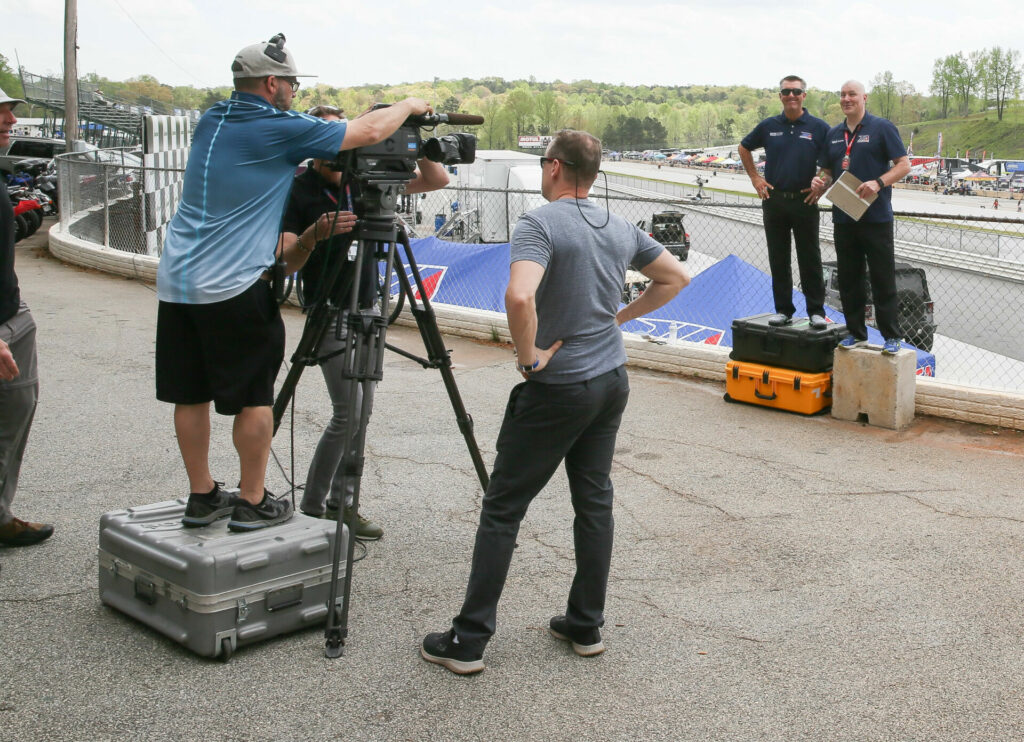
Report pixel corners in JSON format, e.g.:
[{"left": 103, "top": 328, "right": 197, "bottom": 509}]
[{"left": 156, "top": 278, "right": 285, "bottom": 416}]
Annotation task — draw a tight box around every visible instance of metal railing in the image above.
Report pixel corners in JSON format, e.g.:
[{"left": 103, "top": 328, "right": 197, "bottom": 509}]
[
  {"left": 56, "top": 149, "right": 148, "bottom": 254},
  {"left": 56, "top": 151, "right": 1024, "bottom": 394}
]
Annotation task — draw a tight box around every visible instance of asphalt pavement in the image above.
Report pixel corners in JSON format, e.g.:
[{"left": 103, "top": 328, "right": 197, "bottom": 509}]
[{"left": 3, "top": 222, "right": 1024, "bottom": 741}]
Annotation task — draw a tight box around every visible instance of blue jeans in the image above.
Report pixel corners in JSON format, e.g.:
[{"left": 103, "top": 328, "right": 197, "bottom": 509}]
[{"left": 452, "top": 365, "right": 630, "bottom": 649}]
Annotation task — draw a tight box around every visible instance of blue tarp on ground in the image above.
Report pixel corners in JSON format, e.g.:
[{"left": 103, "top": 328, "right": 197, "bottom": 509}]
[{"left": 401, "top": 241, "right": 936, "bottom": 375}]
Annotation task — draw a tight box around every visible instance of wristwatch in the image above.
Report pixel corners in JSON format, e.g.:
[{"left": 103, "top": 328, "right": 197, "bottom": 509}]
[
  {"left": 875, "top": 177, "right": 886, "bottom": 189},
  {"left": 516, "top": 359, "right": 539, "bottom": 374}
]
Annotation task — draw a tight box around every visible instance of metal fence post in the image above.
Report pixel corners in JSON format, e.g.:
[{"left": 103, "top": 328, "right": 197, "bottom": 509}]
[{"left": 103, "top": 165, "right": 110, "bottom": 247}]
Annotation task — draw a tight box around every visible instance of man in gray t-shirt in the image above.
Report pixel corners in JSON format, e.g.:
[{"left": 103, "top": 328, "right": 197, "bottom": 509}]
[{"left": 422, "top": 130, "right": 690, "bottom": 674}]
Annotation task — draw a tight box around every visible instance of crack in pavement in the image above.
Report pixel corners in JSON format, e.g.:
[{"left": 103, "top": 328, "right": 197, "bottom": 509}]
[
  {"left": 611, "top": 591, "right": 767, "bottom": 645},
  {"left": 0, "top": 586, "right": 94, "bottom": 604},
  {"left": 901, "top": 494, "right": 1024, "bottom": 525},
  {"left": 614, "top": 459, "right": 739, "bottom": 521}
]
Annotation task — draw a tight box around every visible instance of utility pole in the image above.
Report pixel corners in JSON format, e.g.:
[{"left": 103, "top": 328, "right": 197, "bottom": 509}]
[{"left": 64, "top": 0, "right": 78, "bottom": 147}]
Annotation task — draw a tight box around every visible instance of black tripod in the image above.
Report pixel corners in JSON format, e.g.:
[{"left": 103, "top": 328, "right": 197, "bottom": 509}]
[{"left": 272, "top": 177, "right": 489, "bottom": 658}]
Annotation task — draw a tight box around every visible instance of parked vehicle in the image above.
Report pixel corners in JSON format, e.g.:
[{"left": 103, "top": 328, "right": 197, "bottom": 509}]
[
  {"left": 820, "top": 260, "right": 937, "bottom": 351},
  {"left": 5, "top": 157, "right": 59, "bottom": 216},
  {"left": 637, "top": 211, "right": 691, "bottom": 261},
  {"left": 0, "top": 137, "right": 66, "bottom": 176},
  {"left": 10, "top": 197, "right": 43, "bottom": 242}
]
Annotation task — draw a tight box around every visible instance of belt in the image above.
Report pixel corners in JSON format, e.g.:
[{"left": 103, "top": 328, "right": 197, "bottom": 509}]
[
  {"left": 259, "top": 270, "right": 273, "bottom": 282},
  {"left": 770, "top": 190, "right": 807, "bottom": 200}
]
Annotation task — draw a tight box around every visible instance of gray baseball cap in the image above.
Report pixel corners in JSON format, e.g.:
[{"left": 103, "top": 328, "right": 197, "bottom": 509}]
[
  {"left": 0, "top": 86, "right": 26, "bottom": 107},
  {"left": 231, "top": 33, "right": 316, "bottom": 79}
]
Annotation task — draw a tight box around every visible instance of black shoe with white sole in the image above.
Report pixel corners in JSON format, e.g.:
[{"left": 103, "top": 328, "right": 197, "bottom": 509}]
[
  {"left": 549, "top": 615, "right": 605, "bottom": 657},
  {"left": 420, "top": 629, "right": 485, "bottom": 675}
]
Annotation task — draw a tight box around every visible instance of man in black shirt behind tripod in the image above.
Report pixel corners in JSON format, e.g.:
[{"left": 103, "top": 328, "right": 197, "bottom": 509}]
[{"left": 279, "top": 104, "right": 449, "bottom": 539}]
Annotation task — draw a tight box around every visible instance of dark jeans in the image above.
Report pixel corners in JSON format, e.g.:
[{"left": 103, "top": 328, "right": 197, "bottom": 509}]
[
  {"left": 452, "top": 366, "right": 630, "bottom": 650},
  {"left": 762, "top": 195, "right": 826, "bottom": 318},
  {"left": 834, "top": 221, "right": 900, "bottom": 340}
]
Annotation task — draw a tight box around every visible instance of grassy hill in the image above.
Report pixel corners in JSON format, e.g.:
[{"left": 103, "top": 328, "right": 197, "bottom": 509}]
[{"left": 897, "top": 106, "right": 1024, "bottom": 160}]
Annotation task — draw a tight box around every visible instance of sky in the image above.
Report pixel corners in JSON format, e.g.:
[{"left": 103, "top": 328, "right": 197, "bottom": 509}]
[{"left": 3, "top": 0, "right": 1022, "bottom": 94}]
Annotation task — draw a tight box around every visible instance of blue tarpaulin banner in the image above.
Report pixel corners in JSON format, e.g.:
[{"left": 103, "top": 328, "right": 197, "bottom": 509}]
[{"left": 400, "top": 240, "right": 936, "bottom": 376}]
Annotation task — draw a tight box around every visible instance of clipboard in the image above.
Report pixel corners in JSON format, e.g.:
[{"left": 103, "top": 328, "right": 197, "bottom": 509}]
[{"left": 825, "top": 170, "right": 877, "bottom": 221}]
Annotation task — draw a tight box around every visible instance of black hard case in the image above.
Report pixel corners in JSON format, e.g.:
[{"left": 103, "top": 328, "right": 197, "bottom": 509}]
[
  {"left": 98, "top": 499, "right": 348, "bottom": 660},
  {"left": 729, "top": 313, "right": 846, "bottom": 373}
]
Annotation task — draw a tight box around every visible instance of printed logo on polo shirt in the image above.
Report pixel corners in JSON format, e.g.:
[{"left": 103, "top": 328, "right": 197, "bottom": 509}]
[
  {"left": 799, "top": 131, "right": 813, "bottom": 140},
  {"left": 831, "top": 138, "right": 844, "bottom": 144},
  {"left": 769, "top": 131, "right": 783, "bottom": 136},
  {"left": 857, "top": 134, "right": 870, "bottom": 143}
]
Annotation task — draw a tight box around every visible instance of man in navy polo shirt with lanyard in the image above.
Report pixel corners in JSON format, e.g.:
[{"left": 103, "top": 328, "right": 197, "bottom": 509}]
[
  {"left": 739, "top": 75, "right": 829, "bottom": 329},
  {"left": 155, "top": 34, "right": 431, "bottom": 531},
  {"left": 809, "top": 80, "right": 910, "bottom": 354}
]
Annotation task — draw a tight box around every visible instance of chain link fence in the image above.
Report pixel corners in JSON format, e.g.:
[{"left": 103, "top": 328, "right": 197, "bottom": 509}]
[
  {"left": 56, "top": 151, "right": 1024, "bottom": 394},
  {"left": 57, "top": 149, "right": 148, "bottom": 253}
]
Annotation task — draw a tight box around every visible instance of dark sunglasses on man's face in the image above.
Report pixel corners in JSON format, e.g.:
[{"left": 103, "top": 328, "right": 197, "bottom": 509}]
[
  {"left": 277, "top": 77, "right": 300, "bottom": 94},
  {"left": 539, "top": 157, "right": 576, "bottom": 168},
  {"left": 780, "top": 88, "right": 805, "bottom": 97}
]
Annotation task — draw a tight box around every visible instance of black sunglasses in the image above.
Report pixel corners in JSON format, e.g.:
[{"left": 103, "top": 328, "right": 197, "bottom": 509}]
[
  {"left": 276, "top": 77, "right": 300, "bottom": 94},
  {"left": 780, "top": 88, "right": 805, "bottom": 97},
  {"left": 540, "top": 157, "right": 576, "bottom": 168}
]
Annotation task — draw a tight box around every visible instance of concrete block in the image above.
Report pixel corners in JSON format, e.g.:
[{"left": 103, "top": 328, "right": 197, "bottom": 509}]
[{"left": 831, "top": 346, "right": 916, "bottom": 429}]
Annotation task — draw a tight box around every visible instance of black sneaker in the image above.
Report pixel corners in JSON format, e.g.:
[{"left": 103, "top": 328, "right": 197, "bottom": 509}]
[
  {"left": 420, "top": 629, "right": 485, "bottom": 675},
  {"left": 549, "top": 615, "right": 605, "bottom": 657},
  {"left": 227, "top": 490, "right": 294, "bottom": 532},
  {"left": 181, "top": 482, "right": 237, "bottom": 527}
]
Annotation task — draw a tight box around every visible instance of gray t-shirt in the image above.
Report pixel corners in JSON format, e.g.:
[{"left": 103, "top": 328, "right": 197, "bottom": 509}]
[{"left": 511, "top": 198, "right": 664, "bottom": 383}]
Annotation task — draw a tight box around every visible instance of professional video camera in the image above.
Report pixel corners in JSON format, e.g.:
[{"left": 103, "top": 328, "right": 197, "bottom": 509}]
[{"left": 333, "top": 105, "right": 479, "bottom": 187}]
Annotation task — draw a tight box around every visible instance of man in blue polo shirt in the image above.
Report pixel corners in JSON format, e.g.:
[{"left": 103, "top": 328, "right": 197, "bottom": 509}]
[
  {"left": 155, "top": 33, "right": 431, "bottom": 531},
  {"left": 809, "top": 80, "right": 910, "bottom": 355},
  {"left": 739, "top": 75, "right": 829, "bottom": 329}
]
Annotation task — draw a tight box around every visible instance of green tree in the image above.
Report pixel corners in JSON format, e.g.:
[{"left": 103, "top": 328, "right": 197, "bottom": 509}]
[
  {"left": 478, "top": 96, "right": 507, "bottom": 149},
  {"left": 809, "top": 90, "right": 838, "bottom": 120},
  {"left": 534, "top": 90, "right": 565, "bottom": 135},
  {"left": 685, "top": 103, "right": 719, "bottom": 147},
  {"left": 948, "top": 51, "right": 983, "bottom": 116},
  {"left": 984, "top": 46, "right": 1022, "bottom": 121},
  {"left": 870, "top": 71, "right": 897, "bottom": 119},
  {"left": 896, "top": 81, "right": 918, "bottom": 123},
  {"left": 930, "top": 55, "right": 955, "bottom": 119},
  {"left": 439, "top": 95, "right": 461, "bottom": 113},
  {"left": 0, "top": 53, "right": 24, "bottom": 100},
  {"left": 504, "top": 86, "right": 535, "bottom": 140}
]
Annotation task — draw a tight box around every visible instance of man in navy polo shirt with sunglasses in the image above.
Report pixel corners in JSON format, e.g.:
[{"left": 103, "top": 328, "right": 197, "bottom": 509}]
[
  {"left": 155, "top": 34, "right": 431, "bottom": 531},
  {"left": 739, "top": 75, "right": 829, "bottom": 330},
  {"left": 810, "top": 80, "right": 910, "bottom": 354}
]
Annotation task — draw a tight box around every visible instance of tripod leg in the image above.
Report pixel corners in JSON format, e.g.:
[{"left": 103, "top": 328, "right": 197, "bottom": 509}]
[
  {"left": 323, "top": 243, "right": 391, "bottom": 658},
  {"left": 392, "top": 231, "right": 490, "bottom": 492}
]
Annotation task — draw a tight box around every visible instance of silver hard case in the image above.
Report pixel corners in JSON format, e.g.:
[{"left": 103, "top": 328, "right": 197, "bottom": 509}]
[{"left": 98, "top": 499, "right": 347, "bottom": 659}]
